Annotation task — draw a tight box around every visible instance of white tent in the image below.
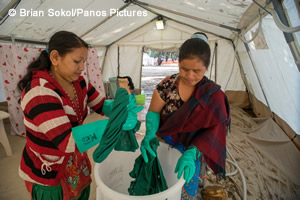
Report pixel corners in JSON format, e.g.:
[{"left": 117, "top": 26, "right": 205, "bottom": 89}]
[
  {"left": 0, "top": 0, "right": 300, "bottom": 199},
  {"left": 1, "top": 0, "right": 299, "bottom": 141}
]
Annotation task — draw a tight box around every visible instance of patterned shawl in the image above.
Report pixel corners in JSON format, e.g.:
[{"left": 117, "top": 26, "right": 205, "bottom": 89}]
[{"left": 157, "top": 76, "right": 230, "bottom": 176}]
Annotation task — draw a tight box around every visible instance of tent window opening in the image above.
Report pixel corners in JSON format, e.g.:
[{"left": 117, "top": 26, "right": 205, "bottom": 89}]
[{"left": 141, "top": 49, "right": 179, "bottom": 99}]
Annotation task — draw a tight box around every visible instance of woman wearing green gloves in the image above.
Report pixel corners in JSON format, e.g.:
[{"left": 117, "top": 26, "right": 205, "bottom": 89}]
[
  {"left": 140, "top": 35, "right": 230, "bottom": 199},
  {"left": 17, "top": 31, "right": 139, "bottom": 200}
]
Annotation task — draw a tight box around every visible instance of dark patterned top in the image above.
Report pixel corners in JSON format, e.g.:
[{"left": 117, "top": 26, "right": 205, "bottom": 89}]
[{"left": 156, "top": 73, "right": 184, "bottom": 115}]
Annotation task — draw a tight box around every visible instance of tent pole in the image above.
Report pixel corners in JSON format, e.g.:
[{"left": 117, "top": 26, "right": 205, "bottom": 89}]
[
  {"left": 209, "top": 43, "right": 216, "bottom": 80},
  {"left": 139, "top": 47, "right": 144, "bottom": 92},
  {"left": 0, "top": 0, "right": 20, "bottom": 23},
  {"left": 117, "top": 46, "right": 120, "bottom": 76},
  {"left": 232, "top": 40, "right": 253, "bottom": 107},
  {"left": 235, "top": 1, "right": 271, "bottom": 40},
  {"left": 169, "top": 19, "right": 231, "bottom": 42},
  {"left": 106, "top": 19, "right": 155, "bottom": 47},
  {"left": 80, "top": 2, "right": 131, "bottom": 38},
  {"left": 130, "top": 1, "right": 232, "bottom": 41},
  {"left": 100, "top": 46, "right": 109, "bottom": 74},
  {"left": 244, "top": 42, "right": 274, "bottom": 118},
  {"left": 100, "top": 47, "right": 107, "bottom": 71},
  {"left": 270, "top": 0, "right": 300, "bottom": 71},
  {"left": 132, "top": 1, "right": 233, "bottom": 42},
  {"left": 215, "top": 42, "right": 218, "bottom": 83},
  {"left": 0, "top": 36, "right": 47, "bottom": 45},
  {"left": 132, "top": 0, "right": 241, "bottom": 32}
]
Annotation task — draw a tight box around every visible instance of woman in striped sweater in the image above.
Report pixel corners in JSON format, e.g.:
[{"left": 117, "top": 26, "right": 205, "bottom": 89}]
[{"left": 17, "top": 31, "right": 106, "bottom": 200}]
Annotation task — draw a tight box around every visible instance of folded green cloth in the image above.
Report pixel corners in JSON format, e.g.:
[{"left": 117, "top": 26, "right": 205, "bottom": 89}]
[
  {"left": 93, "top": 88, "right": 128, "bottom": 163},
  {"left": 128, "top": 137, "right": 168, "bottom": 196},
  {"left": 114, "top": 120, "right": 141, "bottom": 152},
  {"left": 93, "top": 88, "right": 142, "bottom": 163}
]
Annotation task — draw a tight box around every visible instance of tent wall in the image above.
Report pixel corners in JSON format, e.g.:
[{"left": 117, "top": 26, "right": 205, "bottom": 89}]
[
  {"left": 1, "top": 0, "right": 299, "bottom": 145},
  {"left": 242, "top": 16, "right": 300, "bottom": 136},
  {"left": 101, "top": 44, "right": 119, "bottom": 83},
  {"left": 238, "top": 44, "right": 268, "bottom": 112},
  {"left": 94, "top": 46, "right": 107, "bottom": 70},
  {"left": 211, "top": 39, "right": 245, "bottom": 91},
  {"left": 119, "top": 45, "right": 143, "bottom": 89},
  {"left": 102, "top": 20, "right": 246, "bottom": 93},
  {"left": 225, "top": 91, "right": 251, "bottom": 109}
]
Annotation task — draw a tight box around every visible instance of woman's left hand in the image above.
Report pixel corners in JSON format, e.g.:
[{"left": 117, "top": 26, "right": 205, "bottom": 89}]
[{"left": 175, "top": 147, "right": 197, "bottom": 183}]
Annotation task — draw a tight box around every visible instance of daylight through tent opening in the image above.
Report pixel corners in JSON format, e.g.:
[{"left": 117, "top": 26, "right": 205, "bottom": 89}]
[{"left": 0, "top": 1, "right": 299, "bottom": 200}]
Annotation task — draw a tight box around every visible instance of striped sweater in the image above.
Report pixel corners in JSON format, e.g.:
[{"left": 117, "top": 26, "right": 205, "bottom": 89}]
[{"left": 19, "top": 70, "right": 105, "bottom": 186}]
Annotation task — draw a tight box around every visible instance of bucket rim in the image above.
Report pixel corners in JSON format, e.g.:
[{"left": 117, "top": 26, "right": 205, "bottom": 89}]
[{"left": 94, "top": 142, "right": 186, "bottom": 199}]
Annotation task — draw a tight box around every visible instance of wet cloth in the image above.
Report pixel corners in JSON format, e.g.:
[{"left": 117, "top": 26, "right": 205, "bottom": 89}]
[
  {"left": 93, "top": 88, "right": 140, "bottom": 163},
  {"left": 93, "top": 88, "right": 128, "bottom": 163},
  {"left": 128, "top": 137, "right": 168, "bottom": 196},
  {"left": 114, "top": 121, "right": 141, "bottom": 152},
  {"left": 157, "top": 76, "right": 230, "bottom": 177}
]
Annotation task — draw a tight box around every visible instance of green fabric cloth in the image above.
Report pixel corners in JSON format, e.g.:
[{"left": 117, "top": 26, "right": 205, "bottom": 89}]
[
  {"left": 93, "top": 88, "right": 128, "bottom": 163},
  {"left": 102, "top": 99, "right": 114, "bottom": 117},
  {"left": 93, "top": 88, "right": 141, "bottom": 162},
  {"left": 31, "top": 184, "right": 90, "bottom": 200},
  {"left": 114, "top": 120, "right": 141, "bottom": 152},
  {"left": 128, "top": 137, "right": 168, "bottom": 196}
]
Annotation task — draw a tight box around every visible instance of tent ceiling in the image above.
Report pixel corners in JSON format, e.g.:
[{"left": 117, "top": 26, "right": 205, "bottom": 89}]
[{"left": 0, "top": 0, "right": 267, "bottom": 46}]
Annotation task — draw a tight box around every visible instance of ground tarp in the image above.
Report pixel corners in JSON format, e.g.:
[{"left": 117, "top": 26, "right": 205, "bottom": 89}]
[{"left": 205, "top": 105, "right": 300, "bottom": 199}]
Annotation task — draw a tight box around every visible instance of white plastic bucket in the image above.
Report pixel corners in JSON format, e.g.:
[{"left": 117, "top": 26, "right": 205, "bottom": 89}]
[{"left": 94, "top": 140, "right": 185, "bottom": 200}]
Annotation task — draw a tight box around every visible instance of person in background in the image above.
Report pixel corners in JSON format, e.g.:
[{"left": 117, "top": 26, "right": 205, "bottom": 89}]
[
  {"left": 17, "top": 31, "right": 133, "bottom": 200},
  {"left": 140, "top": 35, "right": 230, "bottom": 199}
]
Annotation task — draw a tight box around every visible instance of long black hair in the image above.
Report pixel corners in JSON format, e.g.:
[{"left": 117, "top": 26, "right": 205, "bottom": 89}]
[
  {"left": 179, "top": 38, "right": 211, "bottom": 68},
  {"left": 17, "top": 31, "right": 89, "bottom": 91}
]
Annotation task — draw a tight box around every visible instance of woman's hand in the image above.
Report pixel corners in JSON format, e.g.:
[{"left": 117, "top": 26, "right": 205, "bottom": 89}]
[
  {"left": 175, "top": 146, "right": 200, "bottom": 183},
  {"left": 140, "top": 111, "right": 160, "bottom": 163}
]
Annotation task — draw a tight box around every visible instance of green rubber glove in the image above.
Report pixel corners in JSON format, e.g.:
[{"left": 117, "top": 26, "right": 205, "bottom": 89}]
[
  {"left": 174, "top": 145, "right": 200, "bottom": 183},
  {"left": 122, "top": 94, "right": 143, "bottom": 131},
  {"left": 140, "top": 111, "right": 160, "bottom": 163},
  {"left": 102, "top": 99, "right": 114, "bottom": 117}
]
